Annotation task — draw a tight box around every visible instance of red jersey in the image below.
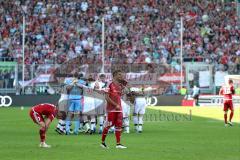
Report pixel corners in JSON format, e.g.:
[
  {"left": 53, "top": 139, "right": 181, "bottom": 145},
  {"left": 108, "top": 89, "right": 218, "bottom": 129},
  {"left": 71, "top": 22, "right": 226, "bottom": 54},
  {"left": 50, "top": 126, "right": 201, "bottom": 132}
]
[
  {"left": 219, "top": 85, "right": 235, "bottom": 100},
  {"left": 31, "top": 103, "right": 57, "bottom": 121},
  {"left": 107, "top": 82, "right": 123, "bottom": 112}
]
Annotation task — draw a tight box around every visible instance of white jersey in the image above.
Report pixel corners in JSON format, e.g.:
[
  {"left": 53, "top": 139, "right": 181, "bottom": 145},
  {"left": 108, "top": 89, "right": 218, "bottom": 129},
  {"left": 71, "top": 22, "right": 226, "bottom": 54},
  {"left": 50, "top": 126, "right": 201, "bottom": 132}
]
[
  {"left": 58, "top": 85, "right": 69, "bottom": 111},
  {"left": 93, "top": 81, "right": 107, "bottom": 113},
  {"left": 59, "top": 93, "right": 68, "bottom": 103},
  {"left": 83, "top": 82, "right": 96, "bottom": 113}
]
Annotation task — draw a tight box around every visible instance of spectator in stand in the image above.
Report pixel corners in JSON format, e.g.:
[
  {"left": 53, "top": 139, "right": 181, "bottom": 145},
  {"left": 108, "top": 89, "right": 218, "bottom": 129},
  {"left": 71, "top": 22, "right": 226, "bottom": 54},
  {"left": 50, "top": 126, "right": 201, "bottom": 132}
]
[{"left": 0, "top": 0, "right": 238, "bottom": 75}]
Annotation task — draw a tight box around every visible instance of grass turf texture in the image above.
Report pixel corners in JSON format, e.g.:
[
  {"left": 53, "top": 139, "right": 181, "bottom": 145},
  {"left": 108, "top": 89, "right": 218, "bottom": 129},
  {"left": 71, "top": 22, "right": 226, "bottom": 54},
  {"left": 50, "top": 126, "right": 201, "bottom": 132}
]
[{"left": 0, "top": 107, "right": 239, "bottom": 160}]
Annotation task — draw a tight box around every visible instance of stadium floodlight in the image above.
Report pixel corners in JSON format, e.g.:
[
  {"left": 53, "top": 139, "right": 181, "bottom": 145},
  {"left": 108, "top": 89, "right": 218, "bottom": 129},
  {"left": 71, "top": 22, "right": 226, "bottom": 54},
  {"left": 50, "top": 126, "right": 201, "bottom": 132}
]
[
  {"left": 180, "top": 17, "right": 183, "bottom": 89},
  {"left": 101, "top": 17, "right": 105, "bottom": 73},
  {"left": 20, "top": 5, "right": 27, "bottom": 94}
]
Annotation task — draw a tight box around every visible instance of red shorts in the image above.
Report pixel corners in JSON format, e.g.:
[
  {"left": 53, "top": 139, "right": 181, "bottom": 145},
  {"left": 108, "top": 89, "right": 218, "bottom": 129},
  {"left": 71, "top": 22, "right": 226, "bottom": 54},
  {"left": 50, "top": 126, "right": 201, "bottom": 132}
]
[
  {"left": 104, "top": 112, "right": 123, "bottom": 128},
  {"left": 29, "top": 109, "right": 44, "bottom": 124},
  {"left": 223, "top": 100, "right": 234, "bottom": 112}
]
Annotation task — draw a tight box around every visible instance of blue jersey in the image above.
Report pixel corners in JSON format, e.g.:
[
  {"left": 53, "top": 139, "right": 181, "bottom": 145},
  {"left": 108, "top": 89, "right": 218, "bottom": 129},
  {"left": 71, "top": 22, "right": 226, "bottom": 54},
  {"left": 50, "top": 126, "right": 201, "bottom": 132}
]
[{"left": 65, "top": 78, "right": 86, "bottom": 100}]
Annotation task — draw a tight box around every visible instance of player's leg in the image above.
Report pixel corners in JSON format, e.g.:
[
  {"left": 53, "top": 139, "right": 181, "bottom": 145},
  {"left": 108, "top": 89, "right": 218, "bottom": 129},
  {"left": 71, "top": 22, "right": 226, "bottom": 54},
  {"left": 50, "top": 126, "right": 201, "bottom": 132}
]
[
  {"left": 99, "top": 115, "right": 104, "bottom": 134},
  {"left": 56, "top": 99, "right": 67, "bottom": 134},
  {"left": 29, "top": 110, "right": 50, "bottom": 147},
  {"left": 133, "top": 102, "right": 139, "bottom": 132},
  {"left": 123, "top": 105, "right": 130, "bottom": 133},
  {"left": 90, "top": 115, "right": 96, "bottom": 134},
  {"left": 223, "top": 102, "right": 228, "bottom": 126},
  {"left": 65, "top": 100, "right": 74, "bottom": 135},
  {"left": 228, "top": 102, "right": 234, "bottom": 126},
  {"left": 38, "top": 121, "right": 51, "bottom": 147},
  {"left": 101, "top": 112, "right": 114, "bottom": 149},
  {"left": 79, "top": 113, "right": 84, "bottom": 132},
  {"left": 82, "top": 115, "right": 90, "bottom": 133},
  {"left": 97, "top": 100, "right": 105, "bottom": 133},
  {"left": 133, "top": 113, "right": 139, "bottom": 132},
  {"left": 115, "top": 112, "right": 127, "bottom": 149},
  {"left": 73, "top": 100, "right": 81, "bottom": 135},
  {"left": 138, "top": 114, "right": 144, "bottom": 133},
  {"left": 56, "top": 119, "right": 65, "bottom": 134},
  {"left": 123, "top": 117, "right": 130, "bottom": 133},
  {"left": 138, "top": 105, "right": 146, "bottom": 133}
]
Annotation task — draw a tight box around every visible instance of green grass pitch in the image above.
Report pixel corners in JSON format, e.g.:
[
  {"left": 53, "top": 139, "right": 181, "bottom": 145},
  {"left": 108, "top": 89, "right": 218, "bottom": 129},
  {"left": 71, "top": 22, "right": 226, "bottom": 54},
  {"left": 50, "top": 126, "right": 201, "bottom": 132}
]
[{"left": 0, "top": 107, "right": 239, "bottom": 160}]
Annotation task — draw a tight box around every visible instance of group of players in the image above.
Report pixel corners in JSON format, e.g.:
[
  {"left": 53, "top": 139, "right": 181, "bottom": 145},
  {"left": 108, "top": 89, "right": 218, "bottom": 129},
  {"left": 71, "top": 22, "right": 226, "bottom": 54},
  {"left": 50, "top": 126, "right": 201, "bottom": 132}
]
[
  {"left": 28, "top": 70, "right": 236, "bottom": 149},
  {"left": 29, "top": 70, "right": 147, "bottom": 148}
]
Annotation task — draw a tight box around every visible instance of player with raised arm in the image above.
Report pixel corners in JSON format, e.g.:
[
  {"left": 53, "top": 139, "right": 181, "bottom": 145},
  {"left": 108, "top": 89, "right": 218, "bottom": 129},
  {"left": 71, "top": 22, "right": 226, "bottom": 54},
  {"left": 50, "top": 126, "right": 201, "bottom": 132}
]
[
  {"left": 29, "top": 103, "right": 59, "bottom": 148},
  {"left": 65, "top": 72, "right": 86, "bottom": 135},
  {"left": 219, "top": 79, "right": 235, "bottom": 127},
  {"left": 101, "top": 70, "right": 127, "bottom": 149}
]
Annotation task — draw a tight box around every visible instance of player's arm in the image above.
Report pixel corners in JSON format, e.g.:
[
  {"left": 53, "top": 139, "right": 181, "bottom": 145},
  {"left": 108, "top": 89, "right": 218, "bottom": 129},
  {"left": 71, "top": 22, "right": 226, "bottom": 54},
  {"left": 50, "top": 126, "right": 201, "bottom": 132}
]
[
  {"left": 231, "top": 88, "right": 235, "bottom": 94},
  {"left": 44, "top": 118, "right": 53, "bottom": 130},
  {"left": 66, "top": 84, "right": 74, "bottom": 91},
  {"left": 219, "top": 87, "right": 223, "bottom": 95},
  {"left": 105, "top": 93, "right": 120, "bottom": 109},
  {"left": 76, "top": 82, "right": 85, "bottom": 89},
  {"left": 106, "top": 94, "right": 118, "bottom": 106}
]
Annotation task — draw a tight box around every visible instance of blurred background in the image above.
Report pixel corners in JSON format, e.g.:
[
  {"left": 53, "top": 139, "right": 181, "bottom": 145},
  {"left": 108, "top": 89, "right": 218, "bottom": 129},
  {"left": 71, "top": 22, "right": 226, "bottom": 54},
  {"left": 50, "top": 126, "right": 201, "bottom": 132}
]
[{"left": 0, "top": 0, "right": 239, "bottom": 96}]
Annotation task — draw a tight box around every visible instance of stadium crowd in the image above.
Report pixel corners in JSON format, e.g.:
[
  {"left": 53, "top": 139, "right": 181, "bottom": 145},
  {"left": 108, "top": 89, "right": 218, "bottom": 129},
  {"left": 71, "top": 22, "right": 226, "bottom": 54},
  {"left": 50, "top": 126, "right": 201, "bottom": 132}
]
[{"left": 0, "top": 0, "right": 239, "bottom": 74}]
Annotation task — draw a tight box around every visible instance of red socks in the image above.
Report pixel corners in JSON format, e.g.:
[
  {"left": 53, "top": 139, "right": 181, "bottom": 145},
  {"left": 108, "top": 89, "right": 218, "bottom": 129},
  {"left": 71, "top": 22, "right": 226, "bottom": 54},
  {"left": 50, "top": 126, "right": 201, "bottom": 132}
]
[
  {"left": 101, "top": 127, "right": 122, "bottom": 144},
  {"left": 115, "top": 128, "right": 121, "bottom": 144},
  {"left": 101, "top": 127, "right": 109, "bottom": 142},
  {"left": 224, "top": 114, "right": 227, "bottom": 124},
  {"left": 229, "top": 111, "right": 234, "bottom": 122},
  {"left": 39, "top": 128, "right": 46, "bottom": 142}
]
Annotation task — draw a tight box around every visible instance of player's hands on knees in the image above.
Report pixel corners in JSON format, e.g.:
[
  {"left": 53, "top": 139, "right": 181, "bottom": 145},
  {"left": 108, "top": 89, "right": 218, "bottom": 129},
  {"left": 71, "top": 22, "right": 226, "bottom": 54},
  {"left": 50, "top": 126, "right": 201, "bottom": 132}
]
[
  {"left": 116, "top": 105, "right": 121, "bottom": 110},
  {"left": 45, "top": 118, "right": 52, "bottom": 130},
  {"left": 39, "top": 122, "right": 46, "bottom": 129}
]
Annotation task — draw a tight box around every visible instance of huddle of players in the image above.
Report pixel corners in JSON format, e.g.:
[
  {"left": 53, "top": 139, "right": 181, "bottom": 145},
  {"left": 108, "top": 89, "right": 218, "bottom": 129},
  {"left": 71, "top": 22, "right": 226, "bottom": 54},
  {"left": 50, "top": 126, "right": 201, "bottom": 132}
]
[
  {"left": 28, "top": 74, "right": 237, "bottom": 148},
  {"left": 55, "top": 72, "right": 147, "bottom": 136}
]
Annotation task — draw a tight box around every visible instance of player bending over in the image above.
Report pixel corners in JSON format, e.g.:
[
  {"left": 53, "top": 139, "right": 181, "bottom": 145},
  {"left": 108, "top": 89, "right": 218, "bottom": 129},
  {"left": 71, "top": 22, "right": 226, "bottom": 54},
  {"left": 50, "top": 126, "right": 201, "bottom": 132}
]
[
  {"left": 101, "top": 70, "right": 127, "bottom": 149},
  {"left": 219, "top": 79, "right": 235, "bottom": 127},
  {"left": 29, "top": 103, "right": 59, "bottom": 148}
]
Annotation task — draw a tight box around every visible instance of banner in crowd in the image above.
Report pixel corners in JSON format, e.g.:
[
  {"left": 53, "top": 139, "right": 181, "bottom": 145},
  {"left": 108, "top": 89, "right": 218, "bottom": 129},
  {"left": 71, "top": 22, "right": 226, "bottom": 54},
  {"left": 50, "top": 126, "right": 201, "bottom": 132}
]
[
  {"left": 19, "top": 74, "right": 55, "bottom": 87},
  {"left": 158, "top": 73, "right": 184, "bottom": 83},
  {"left": 0, "top": 62, "right": 17, "bottom": 71}
]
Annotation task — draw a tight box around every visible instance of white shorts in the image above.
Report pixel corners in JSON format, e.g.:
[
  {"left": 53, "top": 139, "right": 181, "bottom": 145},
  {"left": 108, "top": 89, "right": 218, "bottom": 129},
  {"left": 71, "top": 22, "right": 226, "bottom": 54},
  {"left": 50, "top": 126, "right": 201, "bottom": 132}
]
[
  {"left": 95, "top": 98, "right": 106, "bottom": 115},
  {"left": 121, "top": 100, "right": 131, "bottom": 118},
  {"left": 134, "top": 97, "right": 147, "bottom": 115},
  {"left": 58, "top": 94, "right": 68, "bottom": 111},
  {"left": 83, "top": 96, "right": 96, "bottom": 114}
]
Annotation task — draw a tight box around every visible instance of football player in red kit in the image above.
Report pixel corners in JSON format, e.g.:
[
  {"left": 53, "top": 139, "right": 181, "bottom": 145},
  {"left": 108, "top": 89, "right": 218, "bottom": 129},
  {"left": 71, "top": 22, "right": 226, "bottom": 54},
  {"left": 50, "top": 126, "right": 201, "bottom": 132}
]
[
  {"left": 29, "top": 103, "right": 58, "bottom": 148},
  {"left": 101, "top": 70, "right": 127, "bottom": 149},
  {"left": 219, "top": 79, "right": 235, "bottom": 127}
]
